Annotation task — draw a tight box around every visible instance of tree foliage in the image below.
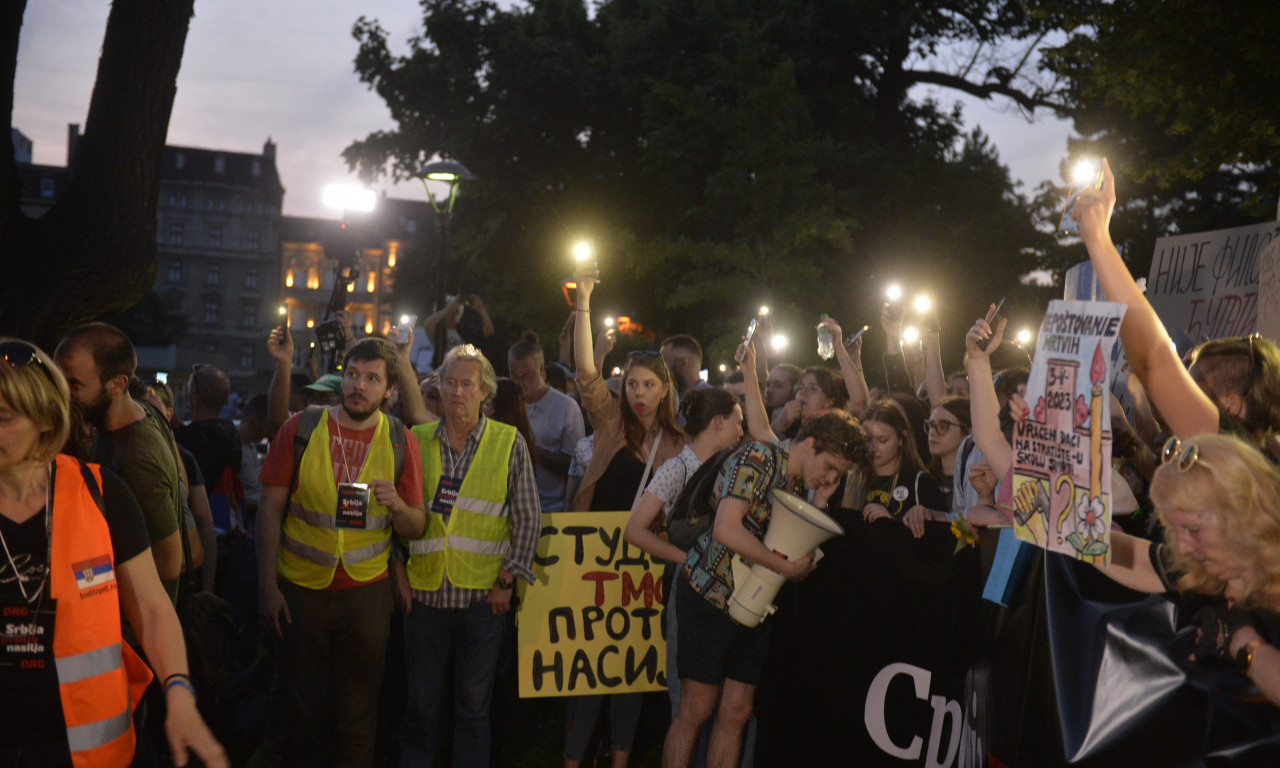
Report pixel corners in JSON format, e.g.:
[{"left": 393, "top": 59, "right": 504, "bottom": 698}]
[
  {"left": 346, "top": 0, "right": 1057, "bottom": 369},
  {"left": 1031, "top": 0, "right": 1280, "bottom": 281},
  {"left": 1, "top": 0, "right": 195, "bottom": 349}
]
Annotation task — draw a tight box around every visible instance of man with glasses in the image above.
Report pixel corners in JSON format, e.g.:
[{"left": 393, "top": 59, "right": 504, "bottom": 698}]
[
  {"left": 55, "top": 322, "right": 186, "bottom": 604},
  {"left": 665, "top": 410, "right": 865, "bottom": 768}
]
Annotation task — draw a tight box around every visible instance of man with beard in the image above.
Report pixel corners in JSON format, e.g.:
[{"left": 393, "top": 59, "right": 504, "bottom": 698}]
[
  {"left": 55, "top": 322, "right": 185, "bottom": 602},
  {"left": 256, "top": 338, "right": 426, "bottom": 768},
  {"left": 662, "top": 334, "right": 710, "bottom": 404},
  {"left": 393, "top": 344, "right": 539, "bottom": 768},
  {"left": 507, "top": 331, "right": 584, "bottom": 514}
]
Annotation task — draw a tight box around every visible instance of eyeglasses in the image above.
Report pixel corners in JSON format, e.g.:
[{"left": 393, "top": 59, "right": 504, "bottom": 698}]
[
  {"left": 0, "top": 341, "right": 57, "bottom": 386},
  {"left": 1161, "top": 436, "right": 1201, "bottom": 471},
  {"left": 190, "top": 363, "right": 206, "bottom": 397},
  {"left": 925, "top": 418, "right": 962, "bottom": 435}
]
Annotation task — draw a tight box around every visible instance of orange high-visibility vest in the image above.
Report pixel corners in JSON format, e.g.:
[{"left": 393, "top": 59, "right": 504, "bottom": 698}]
[{"left": 49, "top": 453, "right": 153, "bottom": 767}]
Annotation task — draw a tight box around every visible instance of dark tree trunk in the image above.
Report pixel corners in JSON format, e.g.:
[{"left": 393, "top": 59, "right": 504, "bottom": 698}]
[{"left": 0, "top": 0, "right": 195, "bottom": 349}]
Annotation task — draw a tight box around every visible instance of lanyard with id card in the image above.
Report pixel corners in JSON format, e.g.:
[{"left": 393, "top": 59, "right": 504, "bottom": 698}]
[
  {"left": 336, "top": 483, "right": 372, "bottom": 529},
  {"left": 0, "top": 599, "right": 57, "bottom": 672},
  {"left": 430, "top": 475, "right": 463, "bottom": 524}
]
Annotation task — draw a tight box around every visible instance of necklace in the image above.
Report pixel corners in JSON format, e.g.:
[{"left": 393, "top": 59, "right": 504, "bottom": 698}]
[
  {"left": 331, "top": 407, "right": 373, "bottom": 484},
  {"left": 0, "top": 464, "right": 53, "bottom": 604}
]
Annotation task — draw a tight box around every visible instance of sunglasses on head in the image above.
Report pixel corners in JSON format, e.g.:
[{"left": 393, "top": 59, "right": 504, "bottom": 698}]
[
  {"left": 1161, "top": 436, "right": 1201, "bottom": 472},
  {"left": 0, "top": 340, "right": 57, "bottom": 386}
]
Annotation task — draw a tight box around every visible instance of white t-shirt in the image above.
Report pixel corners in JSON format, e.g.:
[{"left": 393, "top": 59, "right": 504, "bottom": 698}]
[
  {"left": 645, "top": 445, "right": 704, "bottom": 519},
  {"left": 525, "top": 387, "right": 586, "bottom": 514}
]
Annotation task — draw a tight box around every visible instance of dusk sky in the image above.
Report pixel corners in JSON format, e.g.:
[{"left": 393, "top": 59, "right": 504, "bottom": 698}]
[{"left": 14, "top": 1, "right": 1073, "bottom": 221}]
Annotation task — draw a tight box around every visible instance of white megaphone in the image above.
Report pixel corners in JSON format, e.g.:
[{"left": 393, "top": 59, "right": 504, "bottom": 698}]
[{"left": 727, "top": 489, "right": 844, "bottom": 627}]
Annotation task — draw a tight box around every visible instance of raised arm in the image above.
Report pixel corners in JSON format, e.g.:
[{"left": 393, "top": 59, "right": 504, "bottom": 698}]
[
  {"left": 964, "top": 310, "right": 1013, "bottom": 477},
  {"left": 266, "top": 326, "right": 295, "bottom": 430},
  {"left": 389, "top": 326, "right": 434, "bottom": 426},
  {"left": 738, "top": 342, "right": 779, "bottom": 444},
  {"left": 573, "top": 264, "right": 600, "bottom": 381},
  {"left": 820, "top": 316, "right": 871, "bottom": 416},
  {"left": 922, "top": 317, "right": 946, "bottom": 407},
  {"left": 1074, "top": 158, "right": 1218, "bottom": 438}
]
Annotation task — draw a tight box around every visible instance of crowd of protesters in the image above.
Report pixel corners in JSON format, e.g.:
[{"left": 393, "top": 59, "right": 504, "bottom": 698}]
[{"left": 5, "top": 157, "right": 1280, "bottom": 768}]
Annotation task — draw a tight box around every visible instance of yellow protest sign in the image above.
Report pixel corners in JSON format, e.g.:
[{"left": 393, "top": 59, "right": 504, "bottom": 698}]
[{"left": 517, "top": 511, "right": 668, "bottom": 698}]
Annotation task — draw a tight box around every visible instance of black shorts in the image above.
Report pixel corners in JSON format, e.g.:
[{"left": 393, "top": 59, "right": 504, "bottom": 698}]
[{"left": 675, "top": 577, "right": 773, "bottom": 686}]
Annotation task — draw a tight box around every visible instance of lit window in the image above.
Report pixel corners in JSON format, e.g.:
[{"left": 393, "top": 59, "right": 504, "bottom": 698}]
[
  {"left": 306, "top": 319, "right": 315, "bottom": 328},
  {"left": 365, "top": 319, "right": 374, "bottom": 334},
  {"left": 346, "top": 282, "right": 355, "bottom": 293},
  {"left": 285, "top": 270, "right": 294, "bottom": 288},
  {"left": 366, "top": 273, "right": 376, "bottom": 293},
  {"left": 306, "top": 268, "right": 320, "bottom": 290}
]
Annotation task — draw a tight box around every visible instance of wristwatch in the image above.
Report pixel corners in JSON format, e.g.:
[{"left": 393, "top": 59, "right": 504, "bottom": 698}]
[{"left": 495, "top": 576, "right": 515, "bottom": 590}]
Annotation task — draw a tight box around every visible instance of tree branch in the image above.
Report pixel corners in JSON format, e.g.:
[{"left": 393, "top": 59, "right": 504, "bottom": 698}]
[{"left": 904, "top": 68, "right": 1068, "bottom": 116}]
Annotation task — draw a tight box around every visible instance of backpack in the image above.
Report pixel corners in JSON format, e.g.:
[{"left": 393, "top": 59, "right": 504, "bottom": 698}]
[
  {"left": 290, "top": 406, "right": 408, "bottom": 489},
  {"left": 666, "top": 446, "right": 736, "bottom": 550}
]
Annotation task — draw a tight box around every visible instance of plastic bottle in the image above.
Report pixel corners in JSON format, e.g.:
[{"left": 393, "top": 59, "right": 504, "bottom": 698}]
[{"left": 817, "top": 313, "right": 834, "bottom": 360}]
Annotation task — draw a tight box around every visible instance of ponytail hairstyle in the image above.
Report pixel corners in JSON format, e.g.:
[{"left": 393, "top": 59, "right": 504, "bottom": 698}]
[
  {"left": 508, "top": 330, "right": 545, "bottom": 367},
  {"left": 678, "top": 387, "right": 739, "bottom": 437}
]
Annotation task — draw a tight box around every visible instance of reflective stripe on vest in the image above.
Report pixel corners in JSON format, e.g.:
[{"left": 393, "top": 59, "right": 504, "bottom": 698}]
[
  {"left": 49, "top": 454, "right": 145, "bottom": 768},
  {"left": 407, "top": 420, "right": 515, "bottom": 590},
  {"left": 278, "top": 409, "right": 397, "bottom": 589}
]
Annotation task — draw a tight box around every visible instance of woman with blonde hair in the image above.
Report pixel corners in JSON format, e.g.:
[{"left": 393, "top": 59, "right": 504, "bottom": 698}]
[
  {"left": 0, "top": 339, "right": 226, "bottom": 767},
  {"left": 1099, "top": 433, "right": 1280, "bottom": 706}
]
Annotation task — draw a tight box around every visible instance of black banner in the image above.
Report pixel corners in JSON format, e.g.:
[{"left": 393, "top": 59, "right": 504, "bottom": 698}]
[{"left": 753, "top": 512, "right": 1280, "bottom": 767}]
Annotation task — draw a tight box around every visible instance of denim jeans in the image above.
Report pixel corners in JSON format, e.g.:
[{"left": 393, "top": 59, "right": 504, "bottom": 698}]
[{"left": 400, "top": 600, "right": 505, "bottom": 768}]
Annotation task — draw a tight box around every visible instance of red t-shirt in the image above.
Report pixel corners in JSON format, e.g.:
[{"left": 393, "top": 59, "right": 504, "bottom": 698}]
[{"left": 261, "top": 409, "right": 424, "bottom": 589}]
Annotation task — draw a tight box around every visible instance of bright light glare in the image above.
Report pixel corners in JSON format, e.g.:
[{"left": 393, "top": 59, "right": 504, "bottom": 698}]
[
  {"left": 1072, "top": 159, "right": 1100, "bottom": 186},
  {"left": 912, "top": 294, "right": 932, "bottom": 314},
  {"left": 718, "top": 363, "right": 727, "bottom": 372},
  {"left": 400, "top": 314, "right": 411, "bottom": 325},
  {"left": 572, "top": 241, "right": 594, "bottom": 262},
  {"left": 1016, "top": 329, "right": 1033, "bottom": 346},
  {"left": 759, "top": 305, "right": 771, "bottom": 316},
  {"left": 322, "top": 183, "right": 376, "bottom": 212},
  {"left": 886, "top": 284, "right": 903, "bottom": 302},
  {"left": 610, "top": 366, "right": 622, "bottom": 377},
  {"left": 902, "top": 326, "right": 920, "bottom": 344},
  {"left": 770, "top": 333, "right": 789, "bottom": 352},
  {"left": 604, "top": 317, "right": 614, "bottom": 327},
  {"left": 278, "top": 305, "right": 288, "bottom": 316}
]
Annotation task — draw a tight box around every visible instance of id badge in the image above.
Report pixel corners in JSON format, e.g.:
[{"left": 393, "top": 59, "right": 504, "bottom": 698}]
[
  {"left": 0, "top": 599, "right": 57, "bottom": 672},
  {"left": 336, "top": 483, "right": 372, "bottom": 529},
  {"left": 430, "top": 475, "right": 463, "bottom": 524}
]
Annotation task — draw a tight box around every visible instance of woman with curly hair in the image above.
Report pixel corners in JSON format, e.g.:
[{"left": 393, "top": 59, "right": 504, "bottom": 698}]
[
  {"left": 769, "top": 366, "right": 848, "bottom": 440},
  {"left": 1098, "top": 433, "right": 1280, "bottom": 706}
]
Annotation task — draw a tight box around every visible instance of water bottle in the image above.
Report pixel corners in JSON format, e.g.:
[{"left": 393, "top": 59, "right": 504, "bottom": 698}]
[{"left": 817, "top": 313, "right": 834, "bottom": 360}]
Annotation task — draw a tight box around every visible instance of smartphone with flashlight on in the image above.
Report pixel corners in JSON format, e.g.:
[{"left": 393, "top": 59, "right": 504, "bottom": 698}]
[
  {"left": 1059, "top": 158, "right": 1103, "bottom": 234},
  {"left": 977, "top": 297, "right": 1005, "bottom": 351},
  {"left": 843, "top": 324, "right": 871, "bottom": 349},
  {"left": 388, "top": 313, "right": 417, "bottom": 346},
  {"left": 276, "top": 304, "right": 289, "bottom": 330}
]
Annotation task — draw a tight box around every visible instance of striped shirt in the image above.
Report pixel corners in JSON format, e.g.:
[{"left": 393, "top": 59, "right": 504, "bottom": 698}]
[{"left": 412, "top": 415, "right": 541, "bottom": 609}]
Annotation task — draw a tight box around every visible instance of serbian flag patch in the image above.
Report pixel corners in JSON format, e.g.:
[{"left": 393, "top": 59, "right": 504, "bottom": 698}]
[{"left": 72, "top": 555, "right": 115, "bottom": 591}]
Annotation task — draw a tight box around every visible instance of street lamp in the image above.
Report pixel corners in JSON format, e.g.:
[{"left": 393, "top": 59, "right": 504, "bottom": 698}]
[{"left": 414, "top": 159, "right": 476, "bottom": 312}]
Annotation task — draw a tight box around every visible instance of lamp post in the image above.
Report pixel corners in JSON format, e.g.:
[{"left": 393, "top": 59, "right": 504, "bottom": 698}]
[{"left": 414, "top": 160, "right": 476, "bottom": 313}]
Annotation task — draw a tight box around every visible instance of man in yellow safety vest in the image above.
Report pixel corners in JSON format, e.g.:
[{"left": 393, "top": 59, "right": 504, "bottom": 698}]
[
  {"left": 256, "top": 338, "right": 426, "bottom": 768},
  {"left": 393, "top": 343, "right": 540, "bottom": 768}
]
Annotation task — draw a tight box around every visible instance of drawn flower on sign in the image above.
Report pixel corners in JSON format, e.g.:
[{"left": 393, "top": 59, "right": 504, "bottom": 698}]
[{"left": 1073, "top": 495, "right": 1107, "bottom": 545}]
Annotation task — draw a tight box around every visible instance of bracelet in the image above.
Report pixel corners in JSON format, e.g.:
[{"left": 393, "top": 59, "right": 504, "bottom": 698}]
[
  {"left": 162, "top": 672, "right": 190, "bottom": 686},
  {"left": 575, "top": 308, "right": 590, "bottom": 314},
  {"left": 163, "top": 677, "right": 197, "bottom": 701}
]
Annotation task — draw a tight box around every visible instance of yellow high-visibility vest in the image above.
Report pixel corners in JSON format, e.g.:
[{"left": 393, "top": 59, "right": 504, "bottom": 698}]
[
  {"left": 406, "top": 419, "right": 515, "bottom": 590},
  {"left": 278, "top": 409, "right": 396, "bottom": 588}
]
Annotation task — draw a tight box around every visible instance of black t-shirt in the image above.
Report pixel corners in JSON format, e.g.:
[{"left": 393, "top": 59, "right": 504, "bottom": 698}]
[
  {"left": 590, "top": 447, "right": 647, "bottom": 512},
  {"left": 862, "top": 469, "right": 948, "bottom": 517},
  {"left": 0, "top": 463, "right": 150, "bottom": 750}
]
